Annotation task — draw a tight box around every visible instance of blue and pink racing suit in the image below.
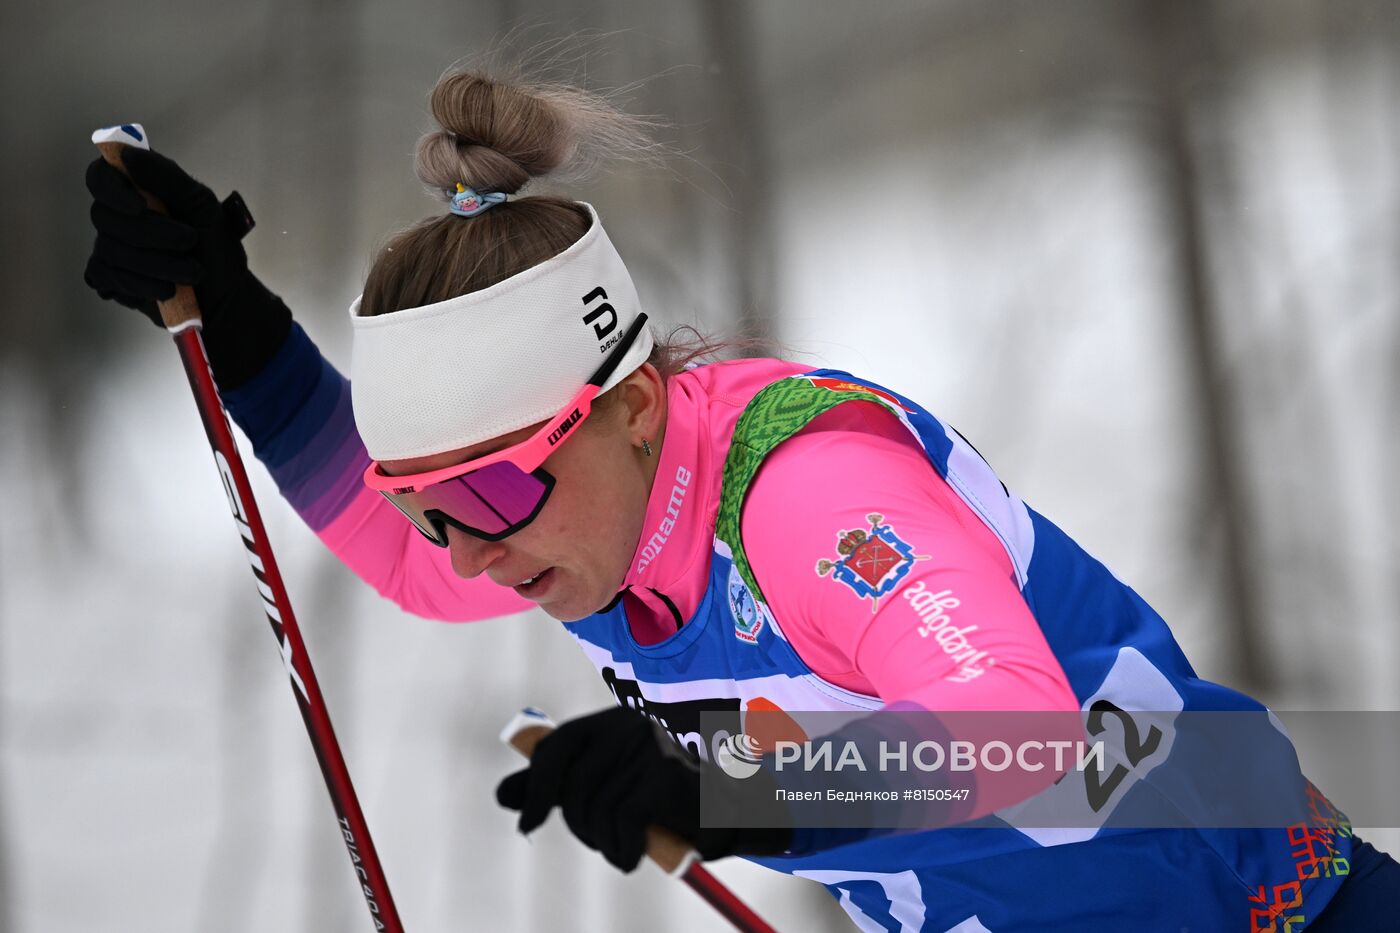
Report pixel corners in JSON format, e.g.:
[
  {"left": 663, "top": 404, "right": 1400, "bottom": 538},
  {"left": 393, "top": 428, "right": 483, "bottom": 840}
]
[{"left": 223, "top": 322, "right": 1354, "bottom": 932}]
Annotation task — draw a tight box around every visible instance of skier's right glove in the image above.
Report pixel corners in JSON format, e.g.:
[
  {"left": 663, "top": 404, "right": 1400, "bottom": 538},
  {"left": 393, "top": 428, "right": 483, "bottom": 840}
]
[
  {"left": 495, "top": 706, "right": 793, "bottom": 873},
  {"left": 83, "top": 147, "right": 292, "bottom": 390}
]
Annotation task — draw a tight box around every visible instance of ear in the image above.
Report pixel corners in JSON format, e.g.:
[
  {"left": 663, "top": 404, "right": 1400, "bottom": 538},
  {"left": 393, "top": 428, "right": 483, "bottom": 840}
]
[{"left": 616, "top": 363, "right": 666, "bottom": 442}]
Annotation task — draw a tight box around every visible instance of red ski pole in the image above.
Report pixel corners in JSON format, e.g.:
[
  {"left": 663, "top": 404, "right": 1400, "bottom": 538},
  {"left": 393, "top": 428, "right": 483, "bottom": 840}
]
[
  {"left": 502, "top": 708, "right": 779, "bottom": 933},
  {"left": 91, "top": 124, "right": 404, "bottom": 933}
]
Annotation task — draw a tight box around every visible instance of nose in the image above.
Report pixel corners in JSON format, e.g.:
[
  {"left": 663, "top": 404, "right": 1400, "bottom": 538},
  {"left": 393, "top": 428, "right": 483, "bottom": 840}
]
[{"left": 445, "top": 525, "right": 506, "bottom": 579}]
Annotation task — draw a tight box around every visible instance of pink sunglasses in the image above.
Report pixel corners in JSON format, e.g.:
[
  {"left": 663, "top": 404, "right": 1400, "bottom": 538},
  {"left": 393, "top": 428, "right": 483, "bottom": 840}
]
[{"left": 362, "top": 314, "right": 648, "bottom": 544}]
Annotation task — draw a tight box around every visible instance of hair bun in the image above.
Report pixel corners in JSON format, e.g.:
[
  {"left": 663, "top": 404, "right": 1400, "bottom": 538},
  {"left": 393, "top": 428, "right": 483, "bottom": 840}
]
[
  {"left": 416, "top": 73, "right": 568, "bottom": 196},
  {"left": 413, "top": 66, "right": 662, "bottom": 204}
]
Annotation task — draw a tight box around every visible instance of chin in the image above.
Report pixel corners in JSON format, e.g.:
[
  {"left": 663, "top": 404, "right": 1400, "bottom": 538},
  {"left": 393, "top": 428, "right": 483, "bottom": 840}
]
[{"left": 543, "top": 587, "right": 617, "bottom": 623}]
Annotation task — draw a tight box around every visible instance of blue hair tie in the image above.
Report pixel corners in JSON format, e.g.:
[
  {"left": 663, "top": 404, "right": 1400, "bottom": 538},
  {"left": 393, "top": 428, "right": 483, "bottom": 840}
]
[{"left": 450, "top": 183, "right": 507, "bottom": 217}]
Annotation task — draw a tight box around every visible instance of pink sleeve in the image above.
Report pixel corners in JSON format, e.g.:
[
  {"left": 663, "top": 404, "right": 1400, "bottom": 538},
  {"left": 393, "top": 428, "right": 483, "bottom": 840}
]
[
  {"left": 738, "top": 401, "right": 1078, "bottom": 715},
  {"left": 316, "top": 480, "right": 533, "bottom": 623},
  {"left": 220, "top": 323, "right": 530, "bottom": 622}
]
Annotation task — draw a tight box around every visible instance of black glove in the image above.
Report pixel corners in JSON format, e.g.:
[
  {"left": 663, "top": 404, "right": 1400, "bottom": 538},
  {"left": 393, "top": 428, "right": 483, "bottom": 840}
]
[
  {"left": 495, "top": 706, "right": 792, "bottom": 872},
  {"left": 83, "top": 147, "right": 291, "bottom": 390}
]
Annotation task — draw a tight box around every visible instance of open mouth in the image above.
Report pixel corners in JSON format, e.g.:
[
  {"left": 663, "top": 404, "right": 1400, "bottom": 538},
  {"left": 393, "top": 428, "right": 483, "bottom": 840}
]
[{"left": 513, "top": 567, "right": 555, "bottom": 598}]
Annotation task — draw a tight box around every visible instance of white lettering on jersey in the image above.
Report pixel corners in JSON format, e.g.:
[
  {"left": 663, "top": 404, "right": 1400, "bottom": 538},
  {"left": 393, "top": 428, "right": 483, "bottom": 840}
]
[
  {"left": 903, "top": 580, "right": 995, "bottom": 682},
  {"left": 635, "top": 465, "right": 692, "bottom": 573}
]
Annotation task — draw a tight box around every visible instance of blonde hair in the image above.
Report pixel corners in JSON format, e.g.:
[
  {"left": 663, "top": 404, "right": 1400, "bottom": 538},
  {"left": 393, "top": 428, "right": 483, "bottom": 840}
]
[{"left": 361, "top": 61, "right": 770, "bottom": 381}]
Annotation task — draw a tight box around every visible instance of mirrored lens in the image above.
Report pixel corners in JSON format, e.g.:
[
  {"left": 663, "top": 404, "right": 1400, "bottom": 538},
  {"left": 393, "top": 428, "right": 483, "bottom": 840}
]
[{"left": 386, "top": 461, "right": 553, "bottom": 542}]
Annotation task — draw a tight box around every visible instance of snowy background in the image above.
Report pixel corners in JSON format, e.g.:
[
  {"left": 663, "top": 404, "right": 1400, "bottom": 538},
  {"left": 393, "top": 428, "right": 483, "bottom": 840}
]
[{"left": 2, "top": 1, "right": 1399, "bottom": 930}]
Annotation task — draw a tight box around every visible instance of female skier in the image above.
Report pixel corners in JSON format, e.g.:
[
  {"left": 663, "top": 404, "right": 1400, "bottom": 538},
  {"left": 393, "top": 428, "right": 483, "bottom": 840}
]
[{"left": 83, "top": 69, "right": 1398, "bottom": 931}]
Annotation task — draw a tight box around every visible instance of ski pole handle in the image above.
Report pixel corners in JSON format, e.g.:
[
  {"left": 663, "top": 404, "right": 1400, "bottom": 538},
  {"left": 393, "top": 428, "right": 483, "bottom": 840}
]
[
  {"left": 500, "top": 709, "right": 780, "bottom": 933},
  {"left": 499, "top": 708, "right": 698, "bottom": 876},
  {"left": 90, "top": 124, "right": 201, "bottom": 331}
]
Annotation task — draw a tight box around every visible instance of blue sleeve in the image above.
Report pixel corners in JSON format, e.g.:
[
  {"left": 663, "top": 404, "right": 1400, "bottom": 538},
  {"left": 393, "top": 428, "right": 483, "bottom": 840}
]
[{"left": 220, "top": 322, "right": 371, "bottom": 531}]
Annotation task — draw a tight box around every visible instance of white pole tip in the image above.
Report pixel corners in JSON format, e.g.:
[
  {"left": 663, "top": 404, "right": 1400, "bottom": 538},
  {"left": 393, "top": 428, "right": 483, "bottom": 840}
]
[
  {"left": 499, "top": 707, "right": 556, "bottom": 746},
  {"left": 91, "top": 124, "right": 150, "bottom": 149}
]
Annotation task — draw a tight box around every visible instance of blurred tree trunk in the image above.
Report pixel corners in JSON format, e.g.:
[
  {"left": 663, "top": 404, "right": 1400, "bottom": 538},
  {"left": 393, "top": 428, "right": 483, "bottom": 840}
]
[
  {"left": 300, "top": 560, "right": 357, "bottom": 933},
  {"left": 194, "top": 579, "right": 275, "bottom": 933},
  {"left": 1142, "top": 0, "right": 1271, "bottom": 694},
  {"left": 0, "top": 552, "right": 10, "bottom": 933},
  {"left": 1384, "top": 0, "right": 1400, "bottom": 705},
  {"left": 251, "top": 0, "right": 363, "bottom": 928},
  {"left": 699, "top": 0, "right": 776, "bottom": 345}
]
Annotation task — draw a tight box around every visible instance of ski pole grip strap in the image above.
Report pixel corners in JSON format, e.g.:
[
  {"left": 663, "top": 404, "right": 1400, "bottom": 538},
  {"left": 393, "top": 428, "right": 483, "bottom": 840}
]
[
  {"left": 501, "top": 708, "right": 700, "bottom": 877},
  {"left": 94, "top": 139, "right": 203, "bottom": 332}
]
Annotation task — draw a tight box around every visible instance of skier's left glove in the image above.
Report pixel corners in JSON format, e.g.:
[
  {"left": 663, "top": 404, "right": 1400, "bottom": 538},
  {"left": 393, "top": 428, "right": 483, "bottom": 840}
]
[{"left": 495, "top": 706, "right": 792, "bottom": 872}]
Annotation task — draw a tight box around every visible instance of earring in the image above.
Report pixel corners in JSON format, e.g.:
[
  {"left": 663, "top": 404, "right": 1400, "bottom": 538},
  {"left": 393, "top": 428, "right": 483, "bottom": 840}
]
[{"left": 641, "top": 438, "right": 653, "bottom": 457}]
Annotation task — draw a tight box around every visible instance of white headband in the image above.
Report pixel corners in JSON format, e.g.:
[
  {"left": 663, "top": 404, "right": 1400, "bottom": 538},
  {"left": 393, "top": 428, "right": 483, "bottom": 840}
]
[{"left": 349, "top": 202, "right": 654, "bottom": 461}]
